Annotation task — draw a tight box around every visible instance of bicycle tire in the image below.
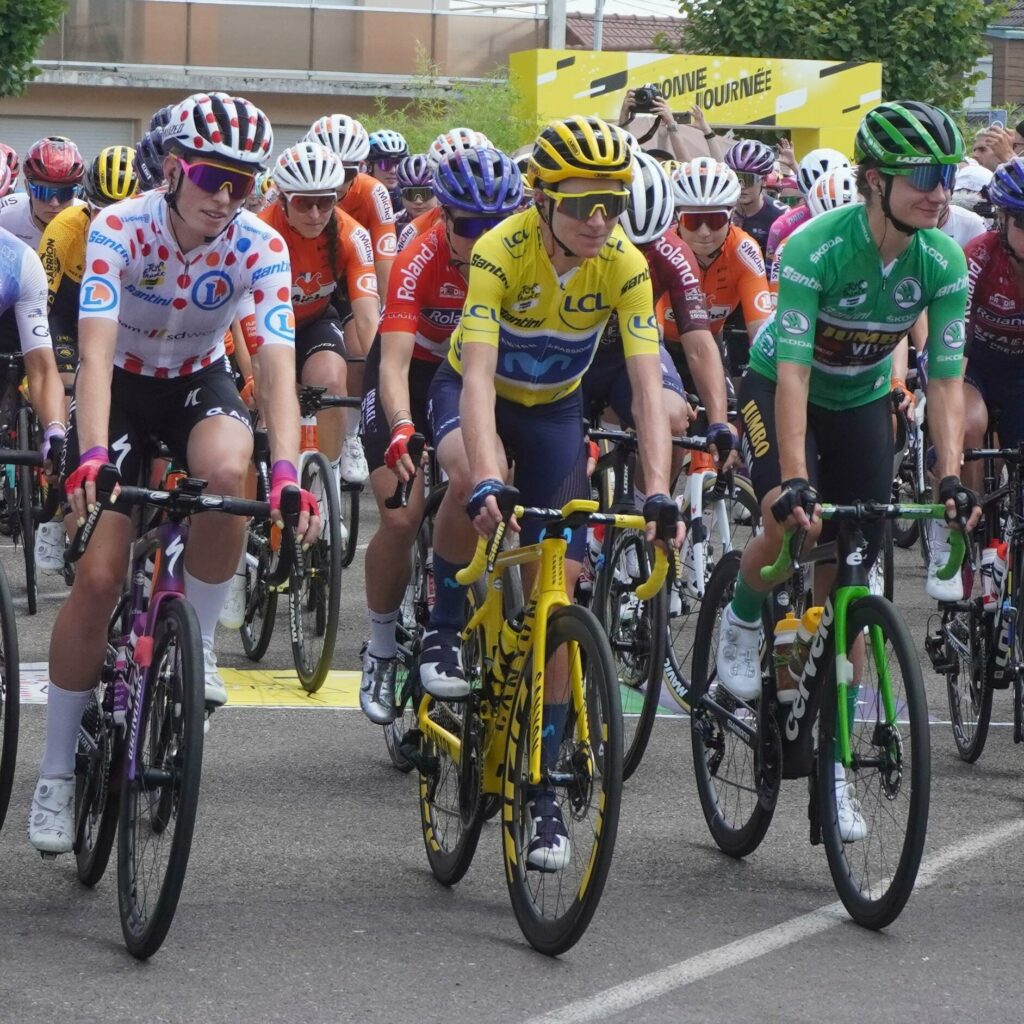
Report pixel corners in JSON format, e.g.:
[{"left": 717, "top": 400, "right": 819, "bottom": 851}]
[
  {"left": 690, "top": 551, "right": 776, "bottom": 858},
  {"left": 74, "top": 690, "right": 122, "bottom": 886},
  {"left": 339, "top": 480, "right": 361, "bottom": 569},
  {"left": 817, "top": 594, "right": 929, "bottom": 930},
  {"left": 16, "top": 406, "right": 37, "bottom": 615},
  {"left": 117, "top": 597, "right": 204, "bottom": 959},
  {"left": 503, "top": 604, "right": 622, "bottom": 956},
  {"left": 0, "top": 562, "right": 19, "bottom": 830},
  {"left": 290, "top": 453, "right": 342, "bottom": 693},
  {"left": 666, "top": 474, "right": 761, "bottom": 711},
  {"left": 942, "top": 597, "right": 993, "bottom": 763},
  {"left": 240, "top": 521, "right": 278, "bottom": 661},
  {"left": 892, "top": 451, "right": 919, "bottom": 549},
  {"left": 593, "top": 527, "right": 666, "bottom": 781}
]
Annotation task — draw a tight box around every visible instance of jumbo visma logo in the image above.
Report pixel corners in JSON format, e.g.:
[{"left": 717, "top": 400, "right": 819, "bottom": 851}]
[
  {"left": 263, "top": 304, "right": 295, "bottom": 342},
  {"left": 192, "top": 270, "right": 235, "bottom": 311},
  {"left": 80, "top": 276, "right": 118, "bottom": 312}
]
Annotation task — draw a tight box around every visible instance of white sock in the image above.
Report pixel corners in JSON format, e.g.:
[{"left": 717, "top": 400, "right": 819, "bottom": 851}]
[
  {"left": 39, "top": 683, "right": 93, "bottom": 778},
  {"left": 185, "top": 569, "right": 232, "bottom": 651},
  {"left": 367, "top": 608, "right": 400, "bottom": 659},
  {"left": 346, "top": 407, "right": 361, "bottom": 438}
]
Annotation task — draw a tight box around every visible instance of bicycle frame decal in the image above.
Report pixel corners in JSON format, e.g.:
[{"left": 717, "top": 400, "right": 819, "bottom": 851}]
[{"left": 785, "top": 596, "right": 834, "bottom": 741}]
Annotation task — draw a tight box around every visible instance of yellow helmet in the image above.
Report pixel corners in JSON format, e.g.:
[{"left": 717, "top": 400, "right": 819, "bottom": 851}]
[
  {"left": 660, "top": 158, "right": 684, "bottom": 179},
  {"left": 528, "top": 116, "right": 633, "bottom": 187},
  {"left": 84, "top": 145, "right": 138, "bottom": 206}
]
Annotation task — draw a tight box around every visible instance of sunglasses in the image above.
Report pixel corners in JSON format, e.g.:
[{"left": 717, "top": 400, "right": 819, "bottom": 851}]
[
  {"left": 29, "top": 182, "right": 77, "bottom": 203},
  {"left": 735, "top": 172, "right": 763, "bottom": 187},
  {"left": 680, "top": 210, "right": 731, "bottom": 232},
  {"left": 177, "top": 157, "right": 255, "bottom": 198},
  {"left": 542, "top": 187, "right": 630, "bottom": 221},
  {"left": 372, "top": 158, "right": 399, "bottom": 172},
  {"left": 342, "top": 164, "right": 360, "bottom": 183},
  {"left": 285, "top": 192, "right": 337, "bottom": 213},
  {"left": 448, "top": 214, "right": 505, "bottom": 239},
  {"left": 879, "top": 163, "right": 956, "bottom": 193},
  {"left": 402, "top": 185, "right": 434, "bottom": 202}
]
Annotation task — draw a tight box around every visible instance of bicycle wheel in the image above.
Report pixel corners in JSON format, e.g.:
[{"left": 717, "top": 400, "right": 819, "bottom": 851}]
[
  {"left": 940, "top": 594, "right": 992, "bottom": 763},
  {"left": 666, "top": 474, "right": 760, "bottom": 710},
  {"left": 503, "top": 604, "right": 622, "bottom": 956},
  {"left": 892, "top": 447, "right": 919, "bottom": 549},
  {"left": 339, "top": 481, "right": 361, "bottom": 569},
  {"left": 593, "top": 527, "right": 666, "bottom": 780},
  {"left": 689, "top": 551, "right": 777, "bottom": 858},
  {"left": 817, "top": 594, "right": 929, "bottom": 930},
  {"left": 117, "top": 597, "right": 204, "bottom": 959},
  {"left": 289, "top": 453, "right": 342, "bottom": 693},
  {"left": 240, "top": 521, "right": 278, "bottom": 661},
  {"left": 16, "top": 406, "right": 37, "bottom": 615},
  {"left": 869, "top": 521, "right": 895, "bottom": 602},
  {"left": 0, "top": 563, "right": 19, "bottom": 830},
  {"left": 74, "top": 688, "right": 122, "bottom": 886}
]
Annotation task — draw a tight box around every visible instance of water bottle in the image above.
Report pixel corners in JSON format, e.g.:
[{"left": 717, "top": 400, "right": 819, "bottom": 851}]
[
  {"left": 773, "top": 613, "right": 799, "bottom": 696},
  {"left": 981, "top": 543, "right": 998, "bottom": 613},
  {"left": 786, "top": 606, "right": 824, "bottom": 694}
]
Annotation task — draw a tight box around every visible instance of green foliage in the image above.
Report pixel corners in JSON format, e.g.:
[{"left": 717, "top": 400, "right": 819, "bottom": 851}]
[
  {"left": 371, "top": 48, "right": 538, "bottom": 154},
  {"left": 665, "top": 0, "right": 1006, "bottom": 112},
  {"left": 0, "top": 0, "right": 66, "bottom": 97}
]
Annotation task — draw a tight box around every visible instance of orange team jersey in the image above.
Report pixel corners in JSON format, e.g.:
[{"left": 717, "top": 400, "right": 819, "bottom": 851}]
[
  {"left": 659, "top": 224, "right": 772, "bottom": 343},
  {"left": 339, "top": 172, "right": 397, "bottom": 263},
  {"left": 260, "top": 201, "right": 378, "bottom": 328},
  {"left": 398, "top": 205, "right": 444, "bottom": 250},
  {"left": 380, "top": 221, "right": 467, "bottom": 364}
]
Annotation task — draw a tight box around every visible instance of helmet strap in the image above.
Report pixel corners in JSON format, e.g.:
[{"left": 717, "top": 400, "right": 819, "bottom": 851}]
[
  {"left": 880, "top": 174, "right": 918, "bottom": 236},
  {"left": 539, "top": 196, "right": 579, "bottom": 259}
]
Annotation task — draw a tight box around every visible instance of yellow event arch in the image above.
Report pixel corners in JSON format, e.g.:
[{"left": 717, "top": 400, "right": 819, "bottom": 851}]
[{"left": 509, "top": 49, "right": 883, "bottom": 156}]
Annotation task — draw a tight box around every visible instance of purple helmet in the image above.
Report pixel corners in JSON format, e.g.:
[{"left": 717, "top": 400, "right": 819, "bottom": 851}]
[
  {"left": 397, "top": 154, "right": 432, "bottom": 188},
  {"left": 134, "top": 130, "right": 166, "bottom": 191},
  {"left": 724, "top": 139, "right": 775, "bottom": 177},
  {"left": 433, "top": 147, "right": 522, "bottom": 215},
  {"left": 989, "top": 158, "right": 1024, "bottom": 213},
  {"left": 149, "top": 105, "right": 175, "bottom": 133}
]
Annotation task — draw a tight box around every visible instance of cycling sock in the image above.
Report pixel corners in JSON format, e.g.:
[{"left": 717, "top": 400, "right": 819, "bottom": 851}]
[
  {"left": 730, "top": 576, "right": 763, "bottom": 624},
  {"left": 542, "top": 702, "right": 569, "bottom": 767},
  {"left": 39, "top": 683, "right": 92, "bottom": 778},
  {"left": 367, "top": 608, "right": 400, "bottom": 659},
  {"left": 428, "top": 552, "right": 468, "bottom": 631},
  {"left": 185, "top": 570, "right": 233, "bottom": 650}
]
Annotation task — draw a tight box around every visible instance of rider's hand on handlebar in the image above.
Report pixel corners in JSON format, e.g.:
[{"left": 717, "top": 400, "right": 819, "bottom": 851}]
[
  {"left": 269, "top": 460, "right": 321, "bottom": 546},
  {"left": 938, "top": 474, "right": 982, "bottom": 533},
  {"left": 771, "top": 477, "right": 820, "bottom": 531},
  {"left": 40, "top": 424, "right": 65, "bottom": 479},
  {"left": 66, "top": 446, "right": 116, "bottom": 523},
  {"left": 643, "top": 493, "right": 685, "bottom": 549},
  {"left": 707, "top": 421, "right": 739, "bottom": 471},
  {"left": 890, "top": 378, "right": 915, "bottom": 416},
  {"left": 466, "top": 478, "right": 517, "bottom": 539},
  {"left": 385, "top": 422, "right": 417, "bottom": 482}
]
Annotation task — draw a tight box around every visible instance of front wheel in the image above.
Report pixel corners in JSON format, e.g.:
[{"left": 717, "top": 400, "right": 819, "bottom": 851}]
[
  {"left": 502, "top": 604, "right": 622, "bottom": 956},
  {"left": 940, "top": 596, "right": 992, "bottom": 763},
  {"left": 117, "top": 598, "right": 205, "bottom": 959},
  {"left": 817, "top": 595, "right": 929, "bottom": 930},
  {"left": 239, "top": 522, "right": 278, "bottom": 661},
  {"left": 74, "top": 689, "right": 122, "bottom": 886},
  {"left": 339, "top": 480, "right": 361, "bottom": 569},
  {"left": 290, "top": 453, "right": 342, "bottom": 693}
]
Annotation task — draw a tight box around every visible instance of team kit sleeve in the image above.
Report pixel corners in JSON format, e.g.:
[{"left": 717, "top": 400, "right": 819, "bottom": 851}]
[
  {"left": 921, "top": 239, "right": 969, "bottom": 382},
  {"left": 661, "top": 236, "right": 711, "bottom": 336},
  {"left": 614, "top": 243, "right": 661, "bottom": 359},
  {"left": 367, "top": 181, "right": 398, "bottom": 262},
  {"left": 243, "top": 230, "right": 296, "bottom": 351},
  {"left": 450, "top": 237, "right": 510, "bottom": 356},
  {"left": 772, "top": 230, "right": 823, "bottom": 368},
  {"left": 342, "top": 222, "right": 380, "bottom": 304},
  {"left": 14, "top": 248, "right": 54, "bottom": 355},
  {"left": 733, "top": 232, "right": 773, "bottom": 328},
  {"left": 78, "top": 218, "right": 131, "bottom": 325}
]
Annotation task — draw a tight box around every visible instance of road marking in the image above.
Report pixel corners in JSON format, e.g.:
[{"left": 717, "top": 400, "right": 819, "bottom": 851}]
[{"left": 532, "top": 818, "right": 1024, "bottom": 1024}]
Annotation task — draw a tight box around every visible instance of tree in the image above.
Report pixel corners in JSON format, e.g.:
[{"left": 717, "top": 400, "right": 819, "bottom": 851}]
[
  {"left": 0, "top": 1, "right": 66, "bottom": 97},
  {"left": 663, "top": 0, "right": 1007, "bottom": 112},
  {"left": 372, "top": 48, "right": 538, "bottom": 155}
]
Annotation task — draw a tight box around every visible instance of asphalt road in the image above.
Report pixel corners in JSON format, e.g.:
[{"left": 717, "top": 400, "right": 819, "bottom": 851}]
[{"left": 3, "top": 502, "right": 1024, "bottom": 1024}]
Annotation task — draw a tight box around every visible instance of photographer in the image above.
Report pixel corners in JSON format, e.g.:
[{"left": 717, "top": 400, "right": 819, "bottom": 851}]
[{"left": 618, "top": 84, "right": 728, "bottom": 162}]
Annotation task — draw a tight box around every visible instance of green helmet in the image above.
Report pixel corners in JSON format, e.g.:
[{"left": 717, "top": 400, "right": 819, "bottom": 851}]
[{"left": 854, "top": 100, "right": 964, "bottom": 167}]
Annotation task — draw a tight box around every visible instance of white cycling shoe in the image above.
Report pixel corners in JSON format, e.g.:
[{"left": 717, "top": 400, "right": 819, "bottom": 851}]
[
  {"left": 28, "top": 776, "right": 75, "bottom": 855},
  {"left": 714, "top": 605, "right": 763, "bottom": 701}
]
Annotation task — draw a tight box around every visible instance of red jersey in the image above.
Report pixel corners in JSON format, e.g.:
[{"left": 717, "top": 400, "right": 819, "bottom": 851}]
[
  {"left": 380, "top": 222, "right": 467, "bottom": 363},
  {"left": 966, "top": 231, "right": 1024, "bottom": 361},
  {"left": 260, "top": 202, "right": 377, "bottom": 328},
  {"left": 339, "top": 172, "right": 397, "bottom": 263}
]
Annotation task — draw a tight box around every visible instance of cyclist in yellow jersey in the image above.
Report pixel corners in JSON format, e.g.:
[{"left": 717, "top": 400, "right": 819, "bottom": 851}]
[{"left": 420, "top": 117, "right": 682, "bottom": 872}]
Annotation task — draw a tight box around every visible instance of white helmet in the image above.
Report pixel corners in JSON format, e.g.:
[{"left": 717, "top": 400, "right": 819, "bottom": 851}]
[
  {"left": 622, "top": 151, "right": 674, "bottom": 245},
  {"left": 273, "top": 141, "right": 345, "bottom": 193},
  {"left": 806, "top": 166, "right": 860, "bottom": 217},
  {"left": 671, "top": 157, "right": 740, "bottom": 208},
  {"left": 427, "top": 128, "right": 494, "bottom": 168},
  {"left": 162, "top": 92, "right": 273, "bottom": 167},
  {"left": 306, "top": 114, "right": 370, "bottom": 164},
  {"left": 797, "top": 147, "right": 851, "bottom": 196}
]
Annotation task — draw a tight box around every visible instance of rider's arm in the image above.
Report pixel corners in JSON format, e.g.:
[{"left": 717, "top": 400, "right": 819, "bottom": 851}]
[
  {"left": 75, "top": 318, "right": 116, "bottom": 454},
  {"left": 379, "top": 330, "right": 416, "bottom": 429},
  {"left": 734, "top": 231, "right": 772, "bottom": 339},
  {"left": 253, "top": 344, "right": 300, "bottom": 468},
  {"left": 680, "top": 328, "right": 729, "bottom": 424},
  {"left": 341, "top": 222, "right": 381, "bottom": 353},
  {"left": 365, "top": 180, "right": 398, "bottom": 302},
  {"left": 14, "top": 249, "right": 64, "bottom": 432}
]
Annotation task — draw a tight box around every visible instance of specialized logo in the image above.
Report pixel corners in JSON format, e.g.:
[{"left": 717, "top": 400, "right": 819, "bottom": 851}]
[
  {"left": 80, "top": 276, "right": 118, "bottom": 312},
  {"left": 184, "top": 387, "right": 201, "bottom": 407},
  {"left": 110, "top": 434, "right": 132, "bottom": 474},
  {"left": 165, "top": 533, "right": 185, "bottom": 578},
  {"left": 893, "top": 277, "right": 923, "bottom": 309},
  {"left": 263, "top": 303, "right": 296, "bottom": 341},
  {"left": 942, "top": 319, "right": 966, "bottom": 350},
  {"left": 192, "top": 270, "right": 235, "bottom": 311},
  {"left": 780, "top": 308, "right": 809, "bottom": 335}
]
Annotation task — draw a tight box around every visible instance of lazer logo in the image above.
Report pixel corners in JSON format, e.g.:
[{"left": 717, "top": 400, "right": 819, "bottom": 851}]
[{"left": 785, "top": 598, "right": 833, "bottom": 740}]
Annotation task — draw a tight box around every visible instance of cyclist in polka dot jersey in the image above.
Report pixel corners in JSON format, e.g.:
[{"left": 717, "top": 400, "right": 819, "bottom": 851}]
[{"left": 28, "top": 93, "right": 321, "bottom": 857}]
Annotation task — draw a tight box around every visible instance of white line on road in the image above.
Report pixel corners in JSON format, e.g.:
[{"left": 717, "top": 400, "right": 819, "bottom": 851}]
[{"left": 532, "top": 818, "right": 1024, "bottom": 1024}]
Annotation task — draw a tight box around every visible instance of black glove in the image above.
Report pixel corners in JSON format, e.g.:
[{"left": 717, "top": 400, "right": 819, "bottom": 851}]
[
  {"left": 466, "top": 477, "right": 505, "bottom": 520},
  {"left": 706, "top": 422, "right": 735, "bottom": 463},
  {"left": 938, "top": 475, "right": 978, "bottom": 524},
  {"left": 771, "top": 477, "right": 818, "bottom": 524},
  {"left": 643, "top": 493, "right": 679, "bottom": 540}
]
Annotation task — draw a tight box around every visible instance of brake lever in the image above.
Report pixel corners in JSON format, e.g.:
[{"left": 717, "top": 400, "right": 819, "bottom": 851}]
[{"left": 384, "top": 433, "right": 425, "bottom": 511}]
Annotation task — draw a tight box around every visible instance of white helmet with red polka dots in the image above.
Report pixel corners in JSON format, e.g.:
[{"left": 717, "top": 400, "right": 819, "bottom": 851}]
[{"left": 161, "top": 92, "right": 273, "bottom": 169}]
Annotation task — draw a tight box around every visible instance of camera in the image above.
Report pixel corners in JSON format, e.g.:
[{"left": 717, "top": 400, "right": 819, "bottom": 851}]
[{"left": 633, "top": 83, "right": 662, "bottom": 113}]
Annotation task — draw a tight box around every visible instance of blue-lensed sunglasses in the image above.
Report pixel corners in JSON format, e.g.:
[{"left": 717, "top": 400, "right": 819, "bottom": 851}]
[
  {"left": 29, "top": 182, "right": 78, "bottom": 203},
  {"left": 879, "top": 163, "right": 956, "bottom": 193}
]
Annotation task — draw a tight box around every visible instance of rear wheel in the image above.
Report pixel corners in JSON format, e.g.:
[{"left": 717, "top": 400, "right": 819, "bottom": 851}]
[
  {"left": 339, "top": 481, "right": 361, "bottom": 569},
  {"left": 74, "top": 686, "right": 121, "bottom": 886},
  {"left": 940, "top": 595, "right": 993, "bottom": 763},
  {"left": 239, "top": 522, "right": 278, "bottom": 661}
]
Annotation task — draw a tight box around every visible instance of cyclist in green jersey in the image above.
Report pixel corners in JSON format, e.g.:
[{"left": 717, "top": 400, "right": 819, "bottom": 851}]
[{"left": 716, "top": 101, "right": 980, "bottom": 837}]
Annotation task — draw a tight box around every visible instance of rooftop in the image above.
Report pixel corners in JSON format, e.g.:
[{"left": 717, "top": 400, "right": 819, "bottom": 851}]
[{"left": 565, "top": 13, "right": 685, "bottom": 51}]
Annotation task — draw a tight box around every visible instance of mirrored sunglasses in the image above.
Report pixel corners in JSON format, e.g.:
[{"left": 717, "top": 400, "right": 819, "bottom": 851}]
[
  {"left": 372, "top": 158, "right": 399, "bottom": 172},
  {"left": 542, "top": 187, "right": 630, "bottom": 221},
  {"left": 448, "top": 214, "right": 505, "bottom": 239},
  {"left": 29, "top": 182, "right": 77, "bottom": 203},
  {"left": 880, "top": 163, "right": 956, "bottom": 193},
  {"left": 177, "top": 157, "right": 255, "bottom": 198},
  {"left": 285, "top": 192, "right": 337, "bottom": 213},
  {"left": 735, "top": 172, "right": 763, "bottom": 187},
  {"left": 401, "top": 185, "right": 434, "bottom": 203},
  {"left": 680, "top": 210, "right": 731, "bottom": 232}
]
